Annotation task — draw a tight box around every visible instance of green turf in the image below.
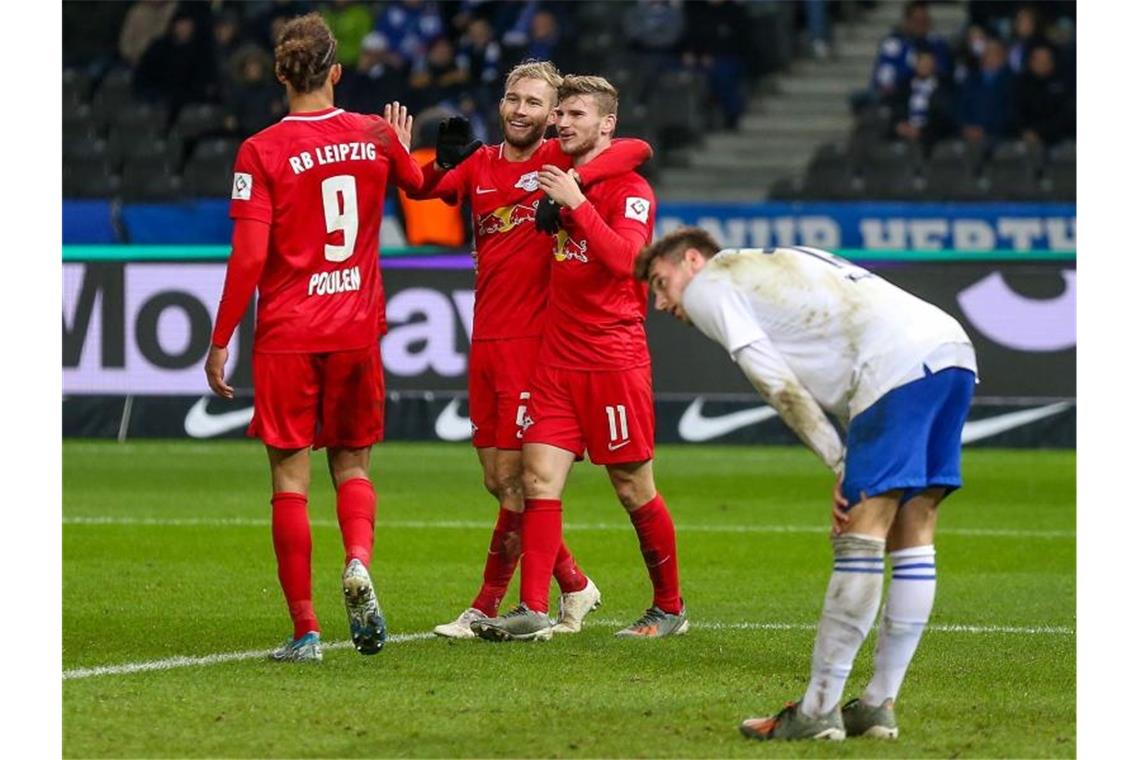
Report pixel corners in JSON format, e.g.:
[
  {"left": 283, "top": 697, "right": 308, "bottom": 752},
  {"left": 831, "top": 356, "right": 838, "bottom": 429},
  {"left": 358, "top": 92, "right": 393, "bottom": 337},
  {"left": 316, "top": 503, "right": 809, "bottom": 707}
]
[{"left": 63, "top": 441, "right": 1075, "bottom": 758}]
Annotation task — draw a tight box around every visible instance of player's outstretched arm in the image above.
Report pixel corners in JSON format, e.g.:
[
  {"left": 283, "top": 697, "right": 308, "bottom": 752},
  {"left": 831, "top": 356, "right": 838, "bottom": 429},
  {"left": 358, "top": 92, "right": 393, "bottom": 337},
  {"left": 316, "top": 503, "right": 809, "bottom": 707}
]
[
  {"left": 568, "top": 139, "right": 653, "bottom": 185},
  {"left": 732, "top": 339, "right": 846, "bottom": 475},
  {"left": 207, "top": 218, "right": 271, "bottom": 399}
]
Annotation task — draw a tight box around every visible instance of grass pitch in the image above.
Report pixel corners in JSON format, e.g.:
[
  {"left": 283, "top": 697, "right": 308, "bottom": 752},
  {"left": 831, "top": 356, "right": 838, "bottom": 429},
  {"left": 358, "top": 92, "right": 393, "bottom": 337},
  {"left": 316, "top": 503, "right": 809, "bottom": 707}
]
[{"left": 63, "top": 441, "right": 1074, "bottom": 758}]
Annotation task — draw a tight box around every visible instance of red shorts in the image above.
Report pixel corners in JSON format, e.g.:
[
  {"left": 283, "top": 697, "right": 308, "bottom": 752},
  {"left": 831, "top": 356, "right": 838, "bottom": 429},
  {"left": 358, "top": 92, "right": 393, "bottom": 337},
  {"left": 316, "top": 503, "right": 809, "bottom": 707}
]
[
  {"left": 249, "top": 344, "right": 385, "bottom": 450},
  {"left": 522, "top": 363, "right": 655, "bottom": 465},
  {"left": 468, "top": 337, "right": 541, "bottom": 450}
]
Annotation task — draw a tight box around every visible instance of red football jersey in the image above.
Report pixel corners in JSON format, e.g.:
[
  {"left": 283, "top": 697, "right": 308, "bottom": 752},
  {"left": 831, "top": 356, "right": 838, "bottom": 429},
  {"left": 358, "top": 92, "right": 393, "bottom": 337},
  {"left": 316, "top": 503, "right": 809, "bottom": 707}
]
[
  {"left": 538, "top": 171, "right": 657, "bottom": 371},
  {"left": 229, "top": 107, "right": 423, "bottom": 353},
  {"left": 415, "top": 138, "right": 651, "bottom": 341}
]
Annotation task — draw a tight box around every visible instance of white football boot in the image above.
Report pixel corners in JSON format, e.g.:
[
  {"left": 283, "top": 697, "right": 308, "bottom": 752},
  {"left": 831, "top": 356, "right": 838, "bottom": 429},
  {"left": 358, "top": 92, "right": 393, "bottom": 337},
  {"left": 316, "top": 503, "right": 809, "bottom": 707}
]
[
  {"left": 432, "top": 607, "right": 488, "bottom": 639},
  {"left": 551, "top": 577, "right": 602, "bottom": 634}
]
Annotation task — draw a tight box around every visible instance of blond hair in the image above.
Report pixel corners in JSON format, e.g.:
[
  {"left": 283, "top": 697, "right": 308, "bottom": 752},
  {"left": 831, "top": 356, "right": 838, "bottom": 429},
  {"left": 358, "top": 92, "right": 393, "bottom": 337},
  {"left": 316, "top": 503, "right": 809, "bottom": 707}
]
[
  {"left": 558, "top": 74, "right": 619, "bottom": 116},
  {"left": 504, "top": 59, "right": 563, "bottom": 95}
]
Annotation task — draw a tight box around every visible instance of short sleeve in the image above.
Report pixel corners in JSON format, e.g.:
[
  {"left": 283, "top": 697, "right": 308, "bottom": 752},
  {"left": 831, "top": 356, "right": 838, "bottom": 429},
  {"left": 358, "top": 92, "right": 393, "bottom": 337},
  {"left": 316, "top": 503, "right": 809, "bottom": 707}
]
[
  {"left": 682, "top": 272, "right": 766, "bottom": 355},
  {"left": 228, "top": 140, "right": 273, "bottom": 224}
]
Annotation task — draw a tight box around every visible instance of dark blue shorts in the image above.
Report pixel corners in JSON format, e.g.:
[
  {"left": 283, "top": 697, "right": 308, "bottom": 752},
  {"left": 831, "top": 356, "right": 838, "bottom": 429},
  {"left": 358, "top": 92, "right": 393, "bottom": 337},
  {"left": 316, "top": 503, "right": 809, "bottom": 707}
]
[{"left": 842, "top": 366, "right": 976, "bottom": 507}]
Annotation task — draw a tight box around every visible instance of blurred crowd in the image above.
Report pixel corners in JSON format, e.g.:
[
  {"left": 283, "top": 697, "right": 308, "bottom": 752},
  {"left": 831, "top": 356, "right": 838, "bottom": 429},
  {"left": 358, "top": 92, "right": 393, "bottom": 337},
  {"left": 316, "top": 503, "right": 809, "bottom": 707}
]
[
  {"left": 63, "top": 0, "right": 770, "bottom": 145},
  {"left": 860, "top": 0, "right": 1076, "bottom": 152}
]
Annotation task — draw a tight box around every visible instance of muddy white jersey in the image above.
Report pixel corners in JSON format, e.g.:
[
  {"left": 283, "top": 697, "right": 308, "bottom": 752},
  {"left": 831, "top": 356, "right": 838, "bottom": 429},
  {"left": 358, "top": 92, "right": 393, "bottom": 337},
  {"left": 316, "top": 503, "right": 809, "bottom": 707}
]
[{"left": 681, "top": 246, "right": 976, "bottom": 424}]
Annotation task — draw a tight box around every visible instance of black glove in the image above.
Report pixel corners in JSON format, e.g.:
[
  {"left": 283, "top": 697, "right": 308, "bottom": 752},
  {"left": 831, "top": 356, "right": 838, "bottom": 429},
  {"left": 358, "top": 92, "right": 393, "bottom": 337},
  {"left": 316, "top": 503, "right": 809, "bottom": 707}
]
[
  {"left": 435, "top": 116, "right": 482, "bottom": 169},
  {"left": 535, "top": 194, "right": 562, "bottom": 235}
]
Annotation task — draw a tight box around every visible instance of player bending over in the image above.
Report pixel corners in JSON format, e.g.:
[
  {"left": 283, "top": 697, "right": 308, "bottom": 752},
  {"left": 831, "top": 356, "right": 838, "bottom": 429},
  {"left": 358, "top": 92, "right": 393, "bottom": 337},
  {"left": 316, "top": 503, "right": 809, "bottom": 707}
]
[
  {"left": 637, "top": 228, "right": 977, "bottom": 740},
  {"left": 472, "top": 75, "right": 687, "bottom": 642},
  {"left": 385, "top": 60, "right": 653, "bottom": 639},
  {"left": 206, "top": 13, "right": 424, "bottom": 663}
]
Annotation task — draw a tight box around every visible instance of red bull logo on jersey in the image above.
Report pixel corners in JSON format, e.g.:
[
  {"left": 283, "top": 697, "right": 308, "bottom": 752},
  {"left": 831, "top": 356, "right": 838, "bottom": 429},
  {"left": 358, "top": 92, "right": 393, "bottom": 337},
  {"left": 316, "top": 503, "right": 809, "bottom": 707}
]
[
  {"left": 552, "top": 229, "right": 589, "bottom": 263},
  {"left": 476, "top": 201, "right": 540, "bottom": 237},
  {"left": 308, "top": 265, "right": 361, "bottom": 296}
]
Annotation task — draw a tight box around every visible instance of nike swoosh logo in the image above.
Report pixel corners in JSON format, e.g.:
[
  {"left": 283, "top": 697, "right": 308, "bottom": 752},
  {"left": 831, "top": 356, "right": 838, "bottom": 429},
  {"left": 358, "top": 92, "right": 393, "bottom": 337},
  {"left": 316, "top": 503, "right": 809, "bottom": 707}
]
[
  {"left": 607, "top": 440, "right": 631, "bottom": 451},
  {"left": 678, "top": 398, "right": 780, "bottom": 442},
  {"left": 435, "top": 398, "right": 473, "bottom": 441},
  {"left": 475, "top": 186, "right": 497, "bottom": 195},
  {"left": 184, "top": 397, "right": 254, "bottom": 438},
  {"left": 960, "top": 402, "right": 1073, "bottom": 444}
]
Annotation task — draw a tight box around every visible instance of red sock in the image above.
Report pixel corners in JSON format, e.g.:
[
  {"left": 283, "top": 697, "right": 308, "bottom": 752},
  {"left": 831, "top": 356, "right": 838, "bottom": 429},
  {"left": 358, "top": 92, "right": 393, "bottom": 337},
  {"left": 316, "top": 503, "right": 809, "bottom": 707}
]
[
  {"left": 520, "top": 498, "right": 562, "bottom": 613},
  {"left": 629, "top": 493, "right": 683, "bottom": 614},
  {"left": 271, "top": 492, "right": 319, "bottom": 638},
  {"left": 471, "top": 507, "right": 523, "bottom": 616},
  {"left": 336, "top": 477, "right": 376, "bottom": 566},
  {"left": 553, "top": 542, "right": 588, "bottom": 593}
]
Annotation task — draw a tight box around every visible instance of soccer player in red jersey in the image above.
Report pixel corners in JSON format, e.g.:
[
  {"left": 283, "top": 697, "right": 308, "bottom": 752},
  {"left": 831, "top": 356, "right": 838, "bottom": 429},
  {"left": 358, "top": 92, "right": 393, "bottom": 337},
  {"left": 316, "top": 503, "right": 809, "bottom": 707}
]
[
  {"left": 471, "top": 75, "right": 687, "bottom": 642},
  {"left": 204, "top": 13, "right": 424, "bottom": 662},
  {"left": 384, "top": 61, "right": 654, "bottom": 639}
]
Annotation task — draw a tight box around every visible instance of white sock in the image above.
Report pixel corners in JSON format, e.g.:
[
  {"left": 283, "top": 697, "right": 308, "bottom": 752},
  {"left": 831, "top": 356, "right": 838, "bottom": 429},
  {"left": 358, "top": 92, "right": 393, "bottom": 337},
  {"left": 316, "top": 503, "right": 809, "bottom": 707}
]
[
  {"left": 862, "top": 545, "right": 937, "bottom": 706},
  {"left": 800, "top": 533, "right": 885, "bottom": 718}
]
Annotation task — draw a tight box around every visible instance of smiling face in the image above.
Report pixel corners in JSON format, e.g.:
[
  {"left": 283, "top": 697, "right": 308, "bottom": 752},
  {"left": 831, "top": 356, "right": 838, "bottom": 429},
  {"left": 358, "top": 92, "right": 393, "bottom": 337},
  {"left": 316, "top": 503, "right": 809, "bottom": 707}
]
[
  {"left": 648, "top": 249, "right": 706, "bottom": 323},
  {"left": 499, "top": 76, "right": 556, "bottom": 149},
  {"left": 555, "top": 94, "right": 614, "bottom": 157}
]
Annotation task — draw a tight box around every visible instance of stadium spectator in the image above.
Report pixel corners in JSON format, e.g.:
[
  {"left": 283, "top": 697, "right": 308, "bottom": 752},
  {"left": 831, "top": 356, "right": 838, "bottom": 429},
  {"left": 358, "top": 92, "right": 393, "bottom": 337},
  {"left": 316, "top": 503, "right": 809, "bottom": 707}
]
[
  {"left": 623, "top": 0, "right": 686, "bottom": 104},
  {"left": 134, "top": 9, "right": 220, "bottom": 108},
  {"left": 1007, "top": 4, "right": 1047, "bottom": 74},
  {"left": 681, "top": 0, "right": 750, "bottom": 130},
  {"left": 518, "top": 10, "right": 575, "bottom": 72},
  {"left": 408, "top": 36, "right": 469, "bottom": 112},
  {"left": 320, "top": 0, "right": 375, "bottom": 67},
  {"left": 337, "top": 31, "right": 407, "bottom": 115},
  {"left": 958, "top": 37, "right": 1013, "bottom": 146},
  {"left": 456, "top": 17, "right": 503, "bottom": 89},
  {"left": 118, "top": 0, "right": 179, "bottom": 67},
  {"left": 243, "top": 1, "right": 315, "bottom": 50},
  {"left": 888, "top": 47, "right": 956, "bottom": 150},
  {"left": 223, "top": 45, "right": 285, "bottom": 135},
  {"left": 372, "top": 0, "right": 445, "bottom": 72},
  {"left": 212, "top": 10, "right": 245, "bottom": 80},
  {"left": 952, "top": 23, "right": 988, "bottom": 84},
  {"left": 868, "top": 1, "right": 952, "bottom": 100},
  {"left": 1014, "top": 44, "right": 1075, "bottom": 146}
]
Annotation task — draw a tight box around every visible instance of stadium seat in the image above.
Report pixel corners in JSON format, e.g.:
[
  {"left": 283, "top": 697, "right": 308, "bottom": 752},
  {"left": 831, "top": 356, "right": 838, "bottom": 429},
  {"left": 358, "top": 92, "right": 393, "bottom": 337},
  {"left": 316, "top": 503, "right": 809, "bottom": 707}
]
[
  {"left": 63, "top": 121, "right": 100, "bottom": 150},
  {"left": 190, "top": 137, "right": 240, "bottom": 165},
  {"left": 63, "top": 164, "right": 121, "bottom": 199},
  {"left": 171, "top": 103, "right": 230, "bottom": 142},
  {"left": 986, "top": 152, "right": 1041, "bottom": 201},
  {"left": 1039, "top": 161, "right": 1076, "bottom": 200},
  {"left": 121, "top": 155, "right": 179, "bottom": 199},
  {"left": 921, "top": 160, "right": 987, "bottom": 201},
  {"left": 861, "top": 160, "right": 921, "bottom": 200},
  {"left": 107, "top": 123, "right": 173, "bottom": 170},
  {"left": 110, "top": 101, "right": 168, "bottom": 131},
  {"left": 803, "top": 155, "right": 860, "bottom": 200},
  {"left": 929, "top": 139, "right": 985, "bottom": 172},
  {"left": 182, "top": 157, "right": 236, "bottom": 198},
  {"left": 120, "top": 172, "right": 185, "bottom": 203},
  {"left": 64, "top": 103, "right": 105, "bottom": 135},
  {"left": 63, "top": 67, "right": 94, "bottom": 104},
  {"left": 1048, "top": 140, "right": 1076, "bottom": 164},
  {"left": 647, "top": 71, "right": 706, "bottom": 139},
  {"left": 91, "top": 67, "right": 134, "bottom": 123},
  {"left": 767, "top": 176, "right": 802, "bottom": 200},
  {"left": 63, "top": 138, "right": 111, "bottom": 163}
]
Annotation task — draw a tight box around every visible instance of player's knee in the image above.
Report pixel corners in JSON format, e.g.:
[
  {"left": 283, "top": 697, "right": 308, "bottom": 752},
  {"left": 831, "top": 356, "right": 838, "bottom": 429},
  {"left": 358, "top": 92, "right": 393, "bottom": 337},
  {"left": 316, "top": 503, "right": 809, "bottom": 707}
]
[
  {"left": 482, "top": 469, "right": 501, "bottom": 498},
  {"left": 521, "top": 462, "right": 554, "bottom": 499},
  {"left": 831, "top": 532, "right": 886, "bottom": 559}
]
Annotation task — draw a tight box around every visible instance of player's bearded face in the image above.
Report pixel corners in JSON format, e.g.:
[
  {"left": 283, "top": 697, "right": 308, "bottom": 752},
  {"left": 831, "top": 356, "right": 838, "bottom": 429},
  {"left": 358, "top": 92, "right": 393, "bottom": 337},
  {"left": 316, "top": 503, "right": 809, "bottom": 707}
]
[{"left": 499, "top": 78, "right": 555, "bottom": 148}]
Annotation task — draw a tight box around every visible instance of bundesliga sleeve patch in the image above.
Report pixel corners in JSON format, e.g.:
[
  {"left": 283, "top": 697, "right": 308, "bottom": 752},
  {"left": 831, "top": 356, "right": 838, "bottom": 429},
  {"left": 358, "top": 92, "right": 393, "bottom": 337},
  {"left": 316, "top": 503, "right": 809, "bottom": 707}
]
[
  {"left": 231, "top": 172, "right": 252, "bottom": 200},
  {"left": 625, "top": 196, "right": 650, "bottom": 223}
]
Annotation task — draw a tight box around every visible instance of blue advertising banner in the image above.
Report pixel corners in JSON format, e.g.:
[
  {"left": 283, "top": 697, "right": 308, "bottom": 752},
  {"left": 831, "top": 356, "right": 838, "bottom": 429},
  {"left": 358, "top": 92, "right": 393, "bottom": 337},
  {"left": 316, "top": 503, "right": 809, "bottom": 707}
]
[
  {"left": 655, "top": 202, "right": 1076, "bottom": 252},
  {"left": 63, "top": 200, "right": 1076, "bottom": 252}
]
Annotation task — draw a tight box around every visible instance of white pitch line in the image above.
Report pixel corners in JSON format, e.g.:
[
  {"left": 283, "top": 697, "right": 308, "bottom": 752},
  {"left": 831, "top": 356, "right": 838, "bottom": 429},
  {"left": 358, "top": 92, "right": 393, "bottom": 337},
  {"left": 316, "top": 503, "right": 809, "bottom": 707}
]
[
  {"left": 62, "top": 516, "right": 1074, "bottom": 540},
  {"left": 63, "top": 632, "right": 436, "bottom": 681},
  {"left": 64, "top": 618, "right": 1074, "bottom": 682}
]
